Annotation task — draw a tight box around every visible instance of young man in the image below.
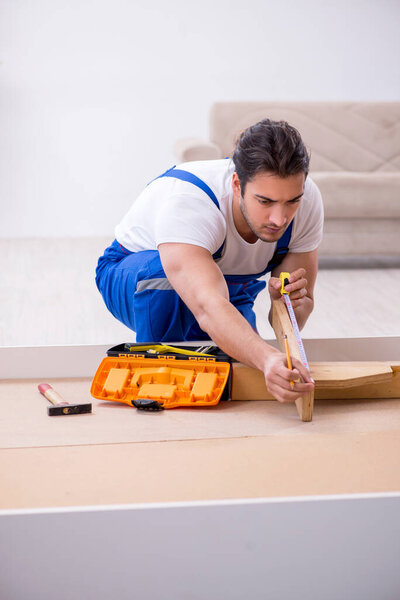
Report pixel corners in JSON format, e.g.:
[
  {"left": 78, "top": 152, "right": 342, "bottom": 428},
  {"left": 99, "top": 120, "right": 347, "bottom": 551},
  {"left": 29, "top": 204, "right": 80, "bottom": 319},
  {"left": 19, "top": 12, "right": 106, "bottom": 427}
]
[{"left": 96, "top": 119, "right": 324, "bottom": 404}]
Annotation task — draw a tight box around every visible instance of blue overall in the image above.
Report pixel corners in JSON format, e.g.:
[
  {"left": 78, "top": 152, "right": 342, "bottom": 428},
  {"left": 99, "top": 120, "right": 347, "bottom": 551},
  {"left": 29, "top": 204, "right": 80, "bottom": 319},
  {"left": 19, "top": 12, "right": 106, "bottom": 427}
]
[{"left": 95, "top": 166, "right": 293, "bottom": 342}]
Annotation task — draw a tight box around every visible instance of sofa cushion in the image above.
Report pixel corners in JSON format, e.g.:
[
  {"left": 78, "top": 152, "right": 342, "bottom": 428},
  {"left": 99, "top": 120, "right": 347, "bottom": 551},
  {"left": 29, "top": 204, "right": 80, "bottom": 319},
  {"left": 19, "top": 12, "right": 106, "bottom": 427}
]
[
  {"left": 311, "top": 172, "right": 400, "bottom": 218},
  {"left": 321, "top": 219, "right": 400, "bottom": 255}
]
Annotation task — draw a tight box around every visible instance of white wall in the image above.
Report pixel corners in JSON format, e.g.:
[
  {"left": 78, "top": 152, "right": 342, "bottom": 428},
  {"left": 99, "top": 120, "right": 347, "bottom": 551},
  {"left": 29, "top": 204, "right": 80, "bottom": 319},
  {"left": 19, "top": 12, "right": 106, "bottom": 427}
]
[{"left": 1, "top": 0, "right": 399, "bottom": 238}]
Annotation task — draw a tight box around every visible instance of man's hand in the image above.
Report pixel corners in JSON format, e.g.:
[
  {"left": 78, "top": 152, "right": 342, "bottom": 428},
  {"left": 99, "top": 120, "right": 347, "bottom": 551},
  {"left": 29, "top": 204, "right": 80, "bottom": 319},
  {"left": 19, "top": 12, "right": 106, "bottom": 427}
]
[
  {"left": 268, "top": 267, "right": 308, "bottom": 309},
  {"left": 263, "top": 350, "right": 314, "bottom": 403},
  {"left": 268, "top": 249, "right": 318, "bottom": 331}
]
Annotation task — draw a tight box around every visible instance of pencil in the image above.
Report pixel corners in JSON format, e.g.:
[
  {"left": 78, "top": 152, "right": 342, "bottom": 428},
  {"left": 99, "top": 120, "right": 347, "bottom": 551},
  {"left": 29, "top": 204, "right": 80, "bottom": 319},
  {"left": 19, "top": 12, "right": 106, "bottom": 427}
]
[{"left": 284, "top": 334, "right": 295, "bottom": 389}]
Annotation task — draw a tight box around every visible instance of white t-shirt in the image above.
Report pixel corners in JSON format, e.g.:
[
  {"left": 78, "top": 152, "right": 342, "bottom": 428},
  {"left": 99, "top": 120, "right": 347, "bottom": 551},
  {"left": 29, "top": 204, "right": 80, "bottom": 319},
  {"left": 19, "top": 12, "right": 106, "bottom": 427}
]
[{"left": 115, "top": 159, "right": 324, "bottom": 275}]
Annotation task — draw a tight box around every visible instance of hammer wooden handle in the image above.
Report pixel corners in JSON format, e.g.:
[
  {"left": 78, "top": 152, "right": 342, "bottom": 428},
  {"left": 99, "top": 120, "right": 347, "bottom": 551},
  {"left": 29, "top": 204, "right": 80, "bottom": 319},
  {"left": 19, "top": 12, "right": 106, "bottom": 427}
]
[{"left": 38, "top": 383, "right": 67, "bottom": 406}]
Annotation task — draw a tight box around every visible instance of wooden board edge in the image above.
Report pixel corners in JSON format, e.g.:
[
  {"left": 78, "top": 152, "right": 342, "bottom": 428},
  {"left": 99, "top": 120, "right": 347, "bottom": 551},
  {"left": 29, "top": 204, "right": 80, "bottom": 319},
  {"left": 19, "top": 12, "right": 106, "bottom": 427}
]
[{"left": 271, "top": 299, "right": 314, "bottom": 421}]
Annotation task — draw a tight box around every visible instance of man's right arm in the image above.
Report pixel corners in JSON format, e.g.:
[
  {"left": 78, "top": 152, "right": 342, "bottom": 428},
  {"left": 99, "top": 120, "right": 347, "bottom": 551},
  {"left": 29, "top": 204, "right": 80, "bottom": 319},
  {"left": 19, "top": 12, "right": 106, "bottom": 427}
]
[{"left": 158, "top": 242, "right": 314, "bottom": 404}]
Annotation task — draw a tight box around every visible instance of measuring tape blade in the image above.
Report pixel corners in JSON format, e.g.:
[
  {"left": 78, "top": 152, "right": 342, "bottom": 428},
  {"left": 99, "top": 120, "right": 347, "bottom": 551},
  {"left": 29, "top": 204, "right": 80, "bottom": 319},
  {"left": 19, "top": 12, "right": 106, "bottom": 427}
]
[
  {"left": 279, "top": 272, "right": 310, "bottom": 371},
  {"left": 282, "top": 294, "right": 310, "bottom": 370}
]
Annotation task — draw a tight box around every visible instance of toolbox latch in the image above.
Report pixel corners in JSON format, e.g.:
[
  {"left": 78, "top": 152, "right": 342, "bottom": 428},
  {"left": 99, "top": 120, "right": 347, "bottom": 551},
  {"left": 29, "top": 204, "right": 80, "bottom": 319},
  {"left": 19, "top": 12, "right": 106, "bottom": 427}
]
[{"left": 132, "top": 398, "right": 165, "bottom": 411}]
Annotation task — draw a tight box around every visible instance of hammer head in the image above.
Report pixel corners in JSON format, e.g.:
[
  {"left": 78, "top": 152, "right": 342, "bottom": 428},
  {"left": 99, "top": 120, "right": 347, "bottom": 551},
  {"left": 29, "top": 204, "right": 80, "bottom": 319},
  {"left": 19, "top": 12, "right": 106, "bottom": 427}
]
[{"left": 47, "top": 403, "right": 92, "bottom": 416}]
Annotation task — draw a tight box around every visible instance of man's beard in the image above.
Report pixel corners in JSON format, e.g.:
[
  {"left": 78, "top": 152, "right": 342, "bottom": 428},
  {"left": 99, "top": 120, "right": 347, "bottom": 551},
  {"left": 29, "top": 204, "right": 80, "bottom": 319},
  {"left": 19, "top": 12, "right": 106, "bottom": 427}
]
[{"left": 240, "top": 197, "right": 288, "bottom": 243}]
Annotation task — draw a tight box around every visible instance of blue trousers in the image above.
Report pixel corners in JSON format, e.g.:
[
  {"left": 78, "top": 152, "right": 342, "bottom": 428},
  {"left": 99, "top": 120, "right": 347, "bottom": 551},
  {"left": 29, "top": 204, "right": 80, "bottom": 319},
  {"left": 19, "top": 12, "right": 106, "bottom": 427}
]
[{"left": 95, "top": 240, "right": 266, "bottom": 342}]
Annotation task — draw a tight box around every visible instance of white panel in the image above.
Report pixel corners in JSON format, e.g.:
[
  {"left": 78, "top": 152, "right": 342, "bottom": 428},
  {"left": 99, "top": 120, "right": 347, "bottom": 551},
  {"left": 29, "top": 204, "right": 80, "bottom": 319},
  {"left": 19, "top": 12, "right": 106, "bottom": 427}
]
[
  {"left": 0, "top": 494, "right": 399, "bottom": 600},
  {"left": 0, "top": 344, "right": 110, "bottom": 378},
  {"left": 1, "top": 337, "right": 399, "bottom": 378}
]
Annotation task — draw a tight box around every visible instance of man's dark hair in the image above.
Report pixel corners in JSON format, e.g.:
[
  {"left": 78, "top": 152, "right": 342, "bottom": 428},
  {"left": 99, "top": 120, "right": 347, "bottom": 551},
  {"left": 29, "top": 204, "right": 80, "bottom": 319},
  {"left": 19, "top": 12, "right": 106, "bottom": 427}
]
[{"left": 232, "top": 118, "right": 310, "bottom": 192}]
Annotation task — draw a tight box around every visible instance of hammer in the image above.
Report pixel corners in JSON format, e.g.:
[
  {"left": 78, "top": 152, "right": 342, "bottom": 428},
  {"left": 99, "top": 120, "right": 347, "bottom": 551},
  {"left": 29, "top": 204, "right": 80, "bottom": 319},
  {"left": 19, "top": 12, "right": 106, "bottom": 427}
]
[{"left": 38, "top": 383, "right": 92, "bottom": 416}]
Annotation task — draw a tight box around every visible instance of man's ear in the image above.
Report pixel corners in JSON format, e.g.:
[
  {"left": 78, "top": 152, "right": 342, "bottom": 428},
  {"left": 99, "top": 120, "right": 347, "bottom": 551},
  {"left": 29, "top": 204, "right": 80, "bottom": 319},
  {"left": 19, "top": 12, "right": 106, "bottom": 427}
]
[{"left": 232, "top": 172, "right": 242, "bottom": 198}]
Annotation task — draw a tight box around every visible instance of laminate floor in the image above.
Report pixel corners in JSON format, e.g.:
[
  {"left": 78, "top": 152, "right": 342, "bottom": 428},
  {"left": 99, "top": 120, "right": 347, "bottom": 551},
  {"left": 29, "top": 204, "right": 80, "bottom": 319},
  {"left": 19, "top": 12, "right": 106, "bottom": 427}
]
[{"left": 1, "top": 238, "right": 399, "bottom": 347}]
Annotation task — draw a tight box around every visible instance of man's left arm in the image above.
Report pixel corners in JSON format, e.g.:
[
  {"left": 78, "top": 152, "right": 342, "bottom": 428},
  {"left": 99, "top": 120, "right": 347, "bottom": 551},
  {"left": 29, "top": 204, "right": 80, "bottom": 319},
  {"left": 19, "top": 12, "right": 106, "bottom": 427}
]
[{"left": 268, "top": 249, "right": 319, "bottom": 331}]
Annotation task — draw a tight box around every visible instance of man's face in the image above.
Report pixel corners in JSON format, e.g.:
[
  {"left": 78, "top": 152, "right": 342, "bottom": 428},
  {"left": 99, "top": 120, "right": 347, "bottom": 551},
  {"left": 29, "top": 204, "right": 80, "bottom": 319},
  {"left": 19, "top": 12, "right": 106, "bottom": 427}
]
[{"left": 232, "top": 171, "right": 305, "bottom": 243}]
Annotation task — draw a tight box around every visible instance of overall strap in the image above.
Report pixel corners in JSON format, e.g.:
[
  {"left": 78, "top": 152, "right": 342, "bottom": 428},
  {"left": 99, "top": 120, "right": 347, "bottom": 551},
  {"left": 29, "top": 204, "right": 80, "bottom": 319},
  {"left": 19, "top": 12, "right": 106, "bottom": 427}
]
[
  {"left": 155, "top": 167, "right": 220, "bottom": 209},
  {"left": 154, "top": 166, "right": 225, "bottom": 259}
]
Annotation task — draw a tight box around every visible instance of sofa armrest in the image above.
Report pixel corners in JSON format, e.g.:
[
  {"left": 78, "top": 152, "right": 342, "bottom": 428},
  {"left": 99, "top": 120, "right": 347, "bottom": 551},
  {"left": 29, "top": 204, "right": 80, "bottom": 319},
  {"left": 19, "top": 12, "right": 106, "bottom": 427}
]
[{"left": 174, "top": 138, "right": 222, "bottom": 163}]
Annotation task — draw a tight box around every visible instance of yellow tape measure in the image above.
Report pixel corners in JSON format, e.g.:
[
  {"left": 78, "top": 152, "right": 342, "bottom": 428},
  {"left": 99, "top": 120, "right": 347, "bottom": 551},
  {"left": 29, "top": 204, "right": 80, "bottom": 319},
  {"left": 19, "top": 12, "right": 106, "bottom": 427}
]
[{"left": 279, "top": 272, "right": 290, "bottom": 295}]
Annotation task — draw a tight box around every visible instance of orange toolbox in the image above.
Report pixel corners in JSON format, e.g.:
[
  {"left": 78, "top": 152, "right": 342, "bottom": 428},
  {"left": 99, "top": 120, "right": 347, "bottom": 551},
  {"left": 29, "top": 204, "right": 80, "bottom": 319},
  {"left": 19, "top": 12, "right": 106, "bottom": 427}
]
[{"left": 91, "top": 343, "right": 233, "bottom": 411}]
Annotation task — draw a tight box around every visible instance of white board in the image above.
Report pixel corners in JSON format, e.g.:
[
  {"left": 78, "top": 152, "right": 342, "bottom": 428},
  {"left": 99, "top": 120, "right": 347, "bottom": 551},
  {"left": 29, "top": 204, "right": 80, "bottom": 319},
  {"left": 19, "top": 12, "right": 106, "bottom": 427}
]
[{"left": 1, "top": 493, "right": 399, "bottom": 600}]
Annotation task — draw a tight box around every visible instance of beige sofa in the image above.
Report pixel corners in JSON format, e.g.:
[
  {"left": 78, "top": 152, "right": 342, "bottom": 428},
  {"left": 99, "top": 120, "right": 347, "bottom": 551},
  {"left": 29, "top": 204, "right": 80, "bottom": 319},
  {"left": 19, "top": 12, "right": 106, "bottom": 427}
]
[{"left": 174, "top": 102, "right": 400, "bottom": 262}]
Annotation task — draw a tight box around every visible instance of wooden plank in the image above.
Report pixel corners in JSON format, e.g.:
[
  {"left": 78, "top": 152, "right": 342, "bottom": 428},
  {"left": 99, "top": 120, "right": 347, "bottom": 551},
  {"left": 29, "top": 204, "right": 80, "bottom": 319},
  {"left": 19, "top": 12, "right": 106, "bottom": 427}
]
[
  {"left": 316, "top": 364, "right": 400, "bottom": 400},
  {"left": 231, "top": 362, "right": 400, "bottom": 401},
  {"left": 311, "top": 362, "right": 393, "bottom": 389},
  {"left": 232, "top": 364, "right": 275, "bottom": 400},
  {"left": 271, "top": 300, "right": 314, "bottom": 421}
]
